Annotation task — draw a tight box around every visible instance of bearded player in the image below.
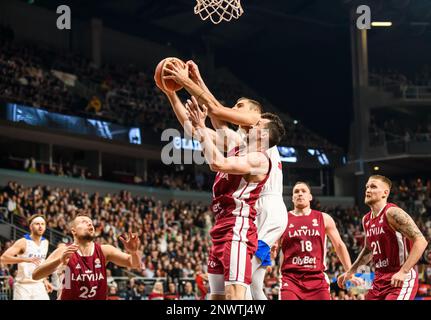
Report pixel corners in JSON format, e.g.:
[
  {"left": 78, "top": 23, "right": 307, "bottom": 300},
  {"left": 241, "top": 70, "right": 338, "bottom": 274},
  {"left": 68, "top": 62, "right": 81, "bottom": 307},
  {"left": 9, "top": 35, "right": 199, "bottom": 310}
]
[
  {"left": 162, "top": 60, "right": 288, "bottom": 300},
  {"left": 185, "top": 96, "right": 285, "bottom": 300},
  {"left": 338, "top": 175, "right": 428, "bottom": 300},
  {"left": 0, "top": 214, "right": 53, "bottom": 300},
  {"left": 33, "top": 214, "right": 142, "bottom": 300}
]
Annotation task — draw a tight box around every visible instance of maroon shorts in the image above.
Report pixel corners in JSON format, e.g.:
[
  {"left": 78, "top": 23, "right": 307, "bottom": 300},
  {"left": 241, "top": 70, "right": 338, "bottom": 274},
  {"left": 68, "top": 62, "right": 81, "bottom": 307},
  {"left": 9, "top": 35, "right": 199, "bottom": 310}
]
[
  {"left": 366, "top": 269, "right": 418, "bottom": 300},
  {"left": 280, "top": 272, "right": 330, "bottom": 300},
  {"left": 207, "top": 239, "right": 255, "bottom": 285}
]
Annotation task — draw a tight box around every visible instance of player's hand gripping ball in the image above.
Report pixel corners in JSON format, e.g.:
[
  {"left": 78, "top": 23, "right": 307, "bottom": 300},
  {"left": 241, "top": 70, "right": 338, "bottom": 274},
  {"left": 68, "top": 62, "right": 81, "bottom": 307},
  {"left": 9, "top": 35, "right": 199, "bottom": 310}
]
[{"left": 154, "top": 57, "right": 186, "bottom": 92}]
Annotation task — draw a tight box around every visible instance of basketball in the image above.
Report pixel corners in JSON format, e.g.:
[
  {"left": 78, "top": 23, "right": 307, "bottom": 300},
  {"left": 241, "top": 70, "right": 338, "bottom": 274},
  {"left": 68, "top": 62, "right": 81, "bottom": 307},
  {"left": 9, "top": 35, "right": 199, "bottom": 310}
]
[{"left": 154, "top": 57, "right": 186, "bottom": 92}]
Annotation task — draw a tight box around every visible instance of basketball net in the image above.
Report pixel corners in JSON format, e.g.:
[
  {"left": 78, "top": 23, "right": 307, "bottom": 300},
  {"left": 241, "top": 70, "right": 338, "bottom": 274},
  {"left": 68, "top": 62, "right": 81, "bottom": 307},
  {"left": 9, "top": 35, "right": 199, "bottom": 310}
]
[{"left": 194, "top": 0, "right": 244, "bottom": 24}]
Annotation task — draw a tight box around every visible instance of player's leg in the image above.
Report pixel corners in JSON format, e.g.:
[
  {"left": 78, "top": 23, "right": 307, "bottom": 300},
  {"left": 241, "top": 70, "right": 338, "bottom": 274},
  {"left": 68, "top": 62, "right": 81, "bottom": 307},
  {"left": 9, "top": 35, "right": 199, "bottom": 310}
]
[
  {"left": 251, "top": 198, "right": 288, "bottom": 300},
  {"left": 208, "top": 273, "right": 226, "bottom": 300},
  {"left": 225, "top": 282, "right": 248, "bottom": 300},
  {"left": 31, "top": 282, "right": 50, "bottom": 300},
  {"left": 222, "top": 240, "right": 253, "bottom": 300},
  {"left": 13, "top": 283, "right": 31, "bottom": 300},
  {"left": 208, "top": 245, "right": 226, "bottom": 300},
  {"left": 386, "top": 269, "right": 418, "bottom": 300},
  {"left": 250, "top": 256, "right": 271, "bottom": 300}
]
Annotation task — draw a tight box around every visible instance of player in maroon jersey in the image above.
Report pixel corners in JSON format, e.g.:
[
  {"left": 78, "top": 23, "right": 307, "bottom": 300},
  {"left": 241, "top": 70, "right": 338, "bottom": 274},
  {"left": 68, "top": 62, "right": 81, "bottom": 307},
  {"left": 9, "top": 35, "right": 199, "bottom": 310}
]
[
  {"left": 277, "top": 181, "right": 360, "bottom": 300},
  {"left": 185, "top": 97, "right": 285, "bottom": 300},
  {"left": 338, "top": 175, "right": 428, "bottom": 300},
  {"left": 32, "top": 214, "right": 142, "bottom": 300}
]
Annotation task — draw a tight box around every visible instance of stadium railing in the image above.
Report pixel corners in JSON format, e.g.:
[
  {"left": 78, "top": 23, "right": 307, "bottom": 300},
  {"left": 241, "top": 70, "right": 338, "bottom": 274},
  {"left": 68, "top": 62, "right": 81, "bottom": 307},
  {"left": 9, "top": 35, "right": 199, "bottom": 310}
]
[{"left": 0, "top": 211, "right": 71, "bottom": 249}]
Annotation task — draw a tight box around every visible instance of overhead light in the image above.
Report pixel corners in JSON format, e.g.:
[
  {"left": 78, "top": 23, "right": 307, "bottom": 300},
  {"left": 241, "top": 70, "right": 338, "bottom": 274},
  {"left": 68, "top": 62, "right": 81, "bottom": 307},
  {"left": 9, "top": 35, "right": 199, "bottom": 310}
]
[
  {"left": 373, "top": 166, "right": 380, "bottom": 171},
  {"left": 293, "top": 120, "right": 298, "bottom": 125},
  {"left": 371, "top": 22, "right": 392, "bottom": 27}
]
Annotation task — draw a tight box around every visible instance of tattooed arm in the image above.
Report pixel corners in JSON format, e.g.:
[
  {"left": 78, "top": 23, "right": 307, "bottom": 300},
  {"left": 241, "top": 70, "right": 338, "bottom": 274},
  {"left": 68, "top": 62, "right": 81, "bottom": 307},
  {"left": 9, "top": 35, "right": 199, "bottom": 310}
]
[
  {"left": 386, "top": 207, "right": 428, "bottom": 287},
  {"left": 349, "top": 246, "right": 373, "bottom": 274},
  {"left": 337, "top": 239, "right": 373, "bottom": 289},
  {"left": 337, "top": 216, "right": 372, "bottom": 289}
]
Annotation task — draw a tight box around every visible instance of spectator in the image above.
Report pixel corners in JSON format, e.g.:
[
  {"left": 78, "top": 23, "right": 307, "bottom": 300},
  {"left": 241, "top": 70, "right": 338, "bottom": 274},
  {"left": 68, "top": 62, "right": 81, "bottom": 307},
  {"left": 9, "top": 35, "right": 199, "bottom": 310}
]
[
  {"left": 148, "top": 281, "right": 164, "bottom": 300},
  {"left": 107, "top": 286, "right": 122, "bottom": 300},
  {"left": 164, "top": 282, "right": 179, "bottom": 300},
  {"left": 180, "top": 281, "right": 197, "bottom": 300}
]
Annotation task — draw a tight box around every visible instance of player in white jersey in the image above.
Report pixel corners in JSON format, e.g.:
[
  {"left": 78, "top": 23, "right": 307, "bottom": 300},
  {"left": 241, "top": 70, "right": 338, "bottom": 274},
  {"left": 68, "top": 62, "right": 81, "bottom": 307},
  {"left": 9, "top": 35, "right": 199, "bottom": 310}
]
[
  {"left": 163, "top": 60, "right": 288, "bottom": 299},
  {"left": 0, "top": 214, "right": 52, "bottom": 300},
  {"left": 237, "top": 129, "right": 288, "bottom": 299}
]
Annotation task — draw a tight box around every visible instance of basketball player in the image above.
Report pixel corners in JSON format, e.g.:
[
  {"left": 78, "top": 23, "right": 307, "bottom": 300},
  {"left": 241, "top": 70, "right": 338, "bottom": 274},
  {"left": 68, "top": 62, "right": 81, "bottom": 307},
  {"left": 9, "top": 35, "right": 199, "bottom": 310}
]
[
  {"left": 162, "top": 60, "right": 288, "bottom": 300},
  {"left": 0, "top": 214, "right": 52, "bottom": 300},
  {"left": 185, "top": 96, "right": 285, "bottom": 300},
  {"left": 32, "top": 214, "right": 142, "bottom": 300},
  {"left": 338, "top": 175, "right": 428, "bottom": 300},
  {"left": 277, "top": 181, "right": 360, "bottom": 300}
]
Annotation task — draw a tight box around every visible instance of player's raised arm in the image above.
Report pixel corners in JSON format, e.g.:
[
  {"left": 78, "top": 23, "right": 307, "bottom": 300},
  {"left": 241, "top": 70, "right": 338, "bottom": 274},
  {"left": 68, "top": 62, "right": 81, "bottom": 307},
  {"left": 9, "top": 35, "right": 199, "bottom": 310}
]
[
  {"left": 185, "top": 97, "right": 268, "bottom": 176},
  {"left": 386, "top": 207, "right": 428, "bottom": 287},
  {"left": 154, "top": 74, "right": 229, "bottom": 151},
  {"left": 164, "top": 61, "right": 260, "bottom": 127},
  {"left": 32, "top": 244, "right": 77, "bottom": 280},
  {"left": 102, "top": 232, "right": 142, "bottom": 269}
]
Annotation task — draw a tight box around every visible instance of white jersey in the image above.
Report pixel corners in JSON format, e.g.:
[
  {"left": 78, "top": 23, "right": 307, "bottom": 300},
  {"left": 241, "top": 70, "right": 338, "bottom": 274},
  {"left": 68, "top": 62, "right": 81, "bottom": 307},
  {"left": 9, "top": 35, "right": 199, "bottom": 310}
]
[
  {"left": 235, "top": 128, "right": 283, "bottom": 196},
  {"left": 261, "top": 146, "right": 283, "bottom": 196},
  {"left": 16, "top": 234, "right": 49, "bottom": 284},
  {"left": 236, "top": 128, "right": 287, "bottom": 251}
]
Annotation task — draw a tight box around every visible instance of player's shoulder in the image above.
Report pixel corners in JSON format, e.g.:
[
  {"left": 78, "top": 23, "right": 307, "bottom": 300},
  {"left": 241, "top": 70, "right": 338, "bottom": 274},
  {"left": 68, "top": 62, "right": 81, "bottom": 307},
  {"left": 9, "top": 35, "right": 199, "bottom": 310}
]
[
  {"left": 14, "top": 237, "right": 28, "bottom": 247},
  {"left": 385, "top": 203, "right": 407, "bottom": 219},
  {"left": 362, "top": 210, "right": 372, "bottom": 224},
  {"left": 100, "top": 244, "right": 115, "bottom": 255},
  {"left": 385, "top": 202, "right": 400, "bottom": 213},
  {"left": 320, "top": 211, "right": 334, "bottom": 225}
]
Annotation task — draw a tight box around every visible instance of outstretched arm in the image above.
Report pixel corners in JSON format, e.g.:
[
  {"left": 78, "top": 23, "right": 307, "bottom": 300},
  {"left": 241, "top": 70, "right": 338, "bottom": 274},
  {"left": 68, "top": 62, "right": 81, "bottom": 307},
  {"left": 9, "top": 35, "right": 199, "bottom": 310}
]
[
  {"left": 155, "top": 80, "right": 225, "bottom": 150},
  {"left": 386, "top": 207, "right": 428, "bottom": 287},
  {"left": 186, "top": 98, "right": 268, "bottom": 176},
  {"left": 33, "top": 245, "right": 77, "bottom": 280},
  {"left": 102, "top": 233, "right": 142, "bottom": 269},
  {"left": 164, "top": 61, "right": 260, "bottom": 127}
]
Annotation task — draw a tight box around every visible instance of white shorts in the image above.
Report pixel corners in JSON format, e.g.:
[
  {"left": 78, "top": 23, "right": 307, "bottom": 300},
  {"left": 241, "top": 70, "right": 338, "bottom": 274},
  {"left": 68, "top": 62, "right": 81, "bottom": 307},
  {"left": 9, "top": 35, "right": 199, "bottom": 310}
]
[
  {"left": 13, "top": 282, "right": 50, "bottom": 300},
  {"left": 255, "top": 195, "right": 288, "bottom": 247}
]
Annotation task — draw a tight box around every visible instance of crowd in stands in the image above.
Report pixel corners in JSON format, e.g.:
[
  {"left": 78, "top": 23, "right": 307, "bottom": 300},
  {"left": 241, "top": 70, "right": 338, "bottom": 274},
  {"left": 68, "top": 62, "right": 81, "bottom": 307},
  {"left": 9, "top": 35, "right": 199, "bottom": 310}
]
[
  {"left": 1, "top": 176, "right": 430, "bottom": 300},
  {"left": 0, "top": 23, "right": 341, "bottom": 151},
  {"left": 369, "top": 115, "right": 431, "bottom": 146},
  {"left": 0, "top": 154, "right": 213, "bottom": 192},
  {"left": 0, "top": 181, "right": 213, "bottom": 299},
  {"left": 1, "top": 156, "right": 92, "bottom": 179},
  {"left": 370, "top": 66, "right": 431, "bottom": 88}
]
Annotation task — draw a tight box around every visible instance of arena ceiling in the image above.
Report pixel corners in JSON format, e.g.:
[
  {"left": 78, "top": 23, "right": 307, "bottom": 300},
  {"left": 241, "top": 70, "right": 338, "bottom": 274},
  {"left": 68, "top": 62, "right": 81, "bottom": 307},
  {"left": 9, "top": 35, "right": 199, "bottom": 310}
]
[{"left": 29, "top": 0, "right": 431, "bottom": 50}]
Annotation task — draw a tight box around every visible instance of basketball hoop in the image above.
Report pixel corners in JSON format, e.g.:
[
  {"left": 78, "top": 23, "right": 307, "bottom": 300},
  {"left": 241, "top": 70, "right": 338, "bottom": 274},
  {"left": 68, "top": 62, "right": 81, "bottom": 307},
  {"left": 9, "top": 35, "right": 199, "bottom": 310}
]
[{"left": 194, "top": 0, "right": 244, "bottom": 24}]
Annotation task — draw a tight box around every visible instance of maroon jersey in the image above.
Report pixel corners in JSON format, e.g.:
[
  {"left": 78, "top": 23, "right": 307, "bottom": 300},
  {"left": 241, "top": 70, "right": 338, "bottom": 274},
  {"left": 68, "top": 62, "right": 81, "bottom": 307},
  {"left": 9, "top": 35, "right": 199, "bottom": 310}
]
[
  {"left": 363, "top": 203, "right": 413, "bottom": 274},
  {"left": 59, "top": 243, "right": 108, "bottom": 300},
  {"left": 281, "top": 210, "right": 327, "bottom": 274},
  {"left": 210, "top": 147, "right": 271, "bottom": 249}
]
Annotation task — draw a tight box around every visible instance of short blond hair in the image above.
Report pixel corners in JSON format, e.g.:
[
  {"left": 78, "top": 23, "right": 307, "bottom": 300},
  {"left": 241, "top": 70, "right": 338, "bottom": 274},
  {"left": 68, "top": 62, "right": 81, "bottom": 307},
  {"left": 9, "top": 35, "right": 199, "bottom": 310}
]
[
  {"left": 369, "top": 175, "right": 392, "bottom": 191},
  {"left": 70, "top": 212, "right": 91, "bottom": 228}
]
